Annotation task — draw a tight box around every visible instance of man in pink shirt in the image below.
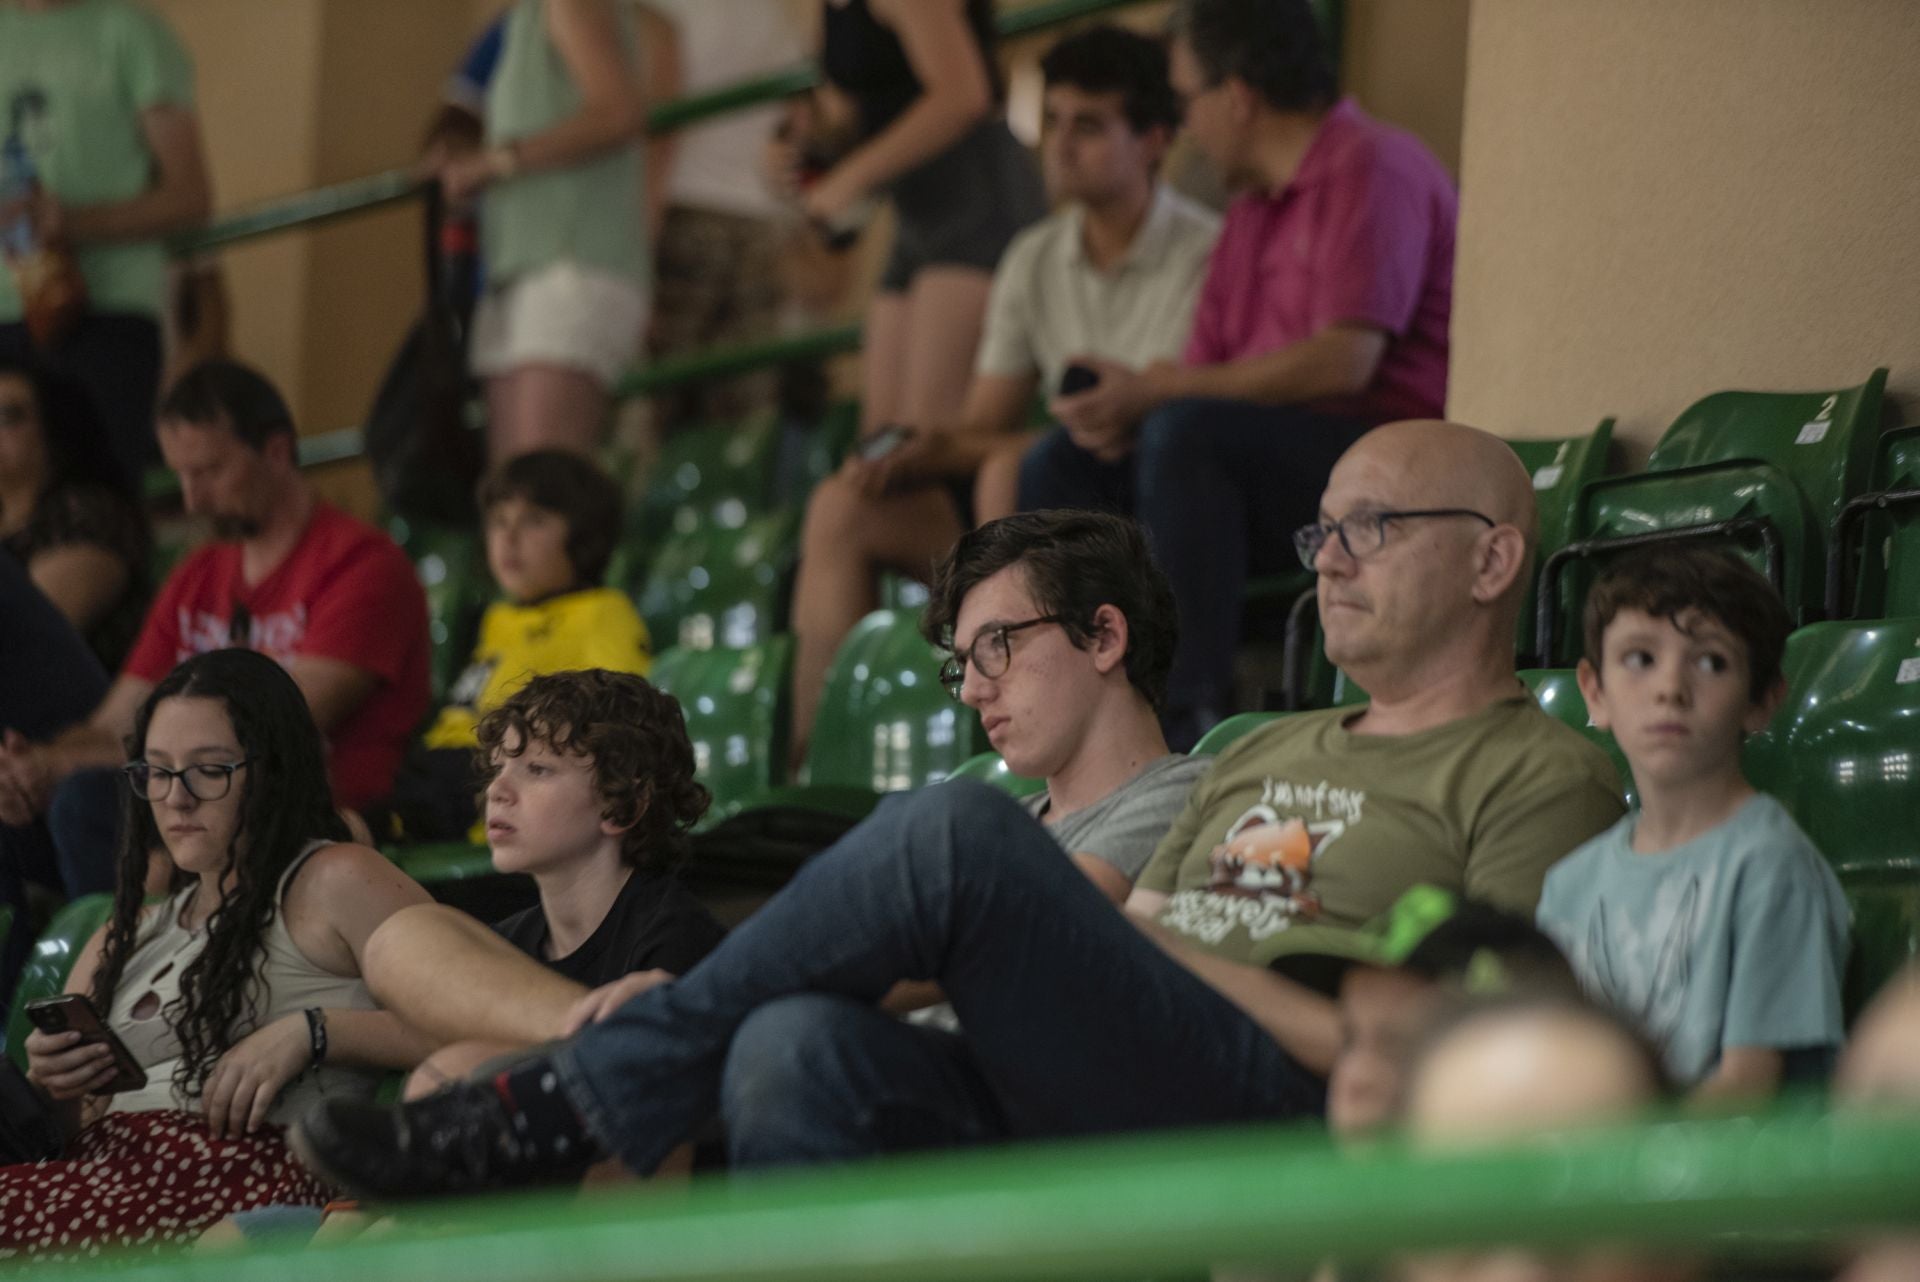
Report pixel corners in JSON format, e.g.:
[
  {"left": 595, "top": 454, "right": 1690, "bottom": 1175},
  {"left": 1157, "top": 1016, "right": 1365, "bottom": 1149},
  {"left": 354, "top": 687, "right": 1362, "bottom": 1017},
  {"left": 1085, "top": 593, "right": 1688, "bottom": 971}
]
[{"left": 1019, "top": 0, "right": 1456, "bottom": 749}]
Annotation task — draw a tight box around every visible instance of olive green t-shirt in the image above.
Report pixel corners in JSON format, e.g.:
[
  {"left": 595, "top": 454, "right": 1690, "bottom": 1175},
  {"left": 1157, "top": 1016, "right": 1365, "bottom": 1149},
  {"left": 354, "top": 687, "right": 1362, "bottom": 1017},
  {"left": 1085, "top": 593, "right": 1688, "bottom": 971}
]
[
  {"left": 1137, "top": 695, "right": 1625, "bottom": 967},
  {"left": 0, "top": 0, "right": 195, "bottom": 321}
]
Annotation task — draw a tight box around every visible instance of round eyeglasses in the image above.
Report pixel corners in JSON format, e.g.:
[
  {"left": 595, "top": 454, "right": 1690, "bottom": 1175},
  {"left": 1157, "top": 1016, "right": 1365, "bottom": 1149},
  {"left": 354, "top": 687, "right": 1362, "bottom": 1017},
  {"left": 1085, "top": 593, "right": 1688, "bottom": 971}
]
[
  {"left": 938, "top": 615, "right": 1068, "bottom": 700},
  {"left": 1292, "top": 508, "right": 1496, "bottom": 570},
  {"left": 122, "top": 759, "right": 255, "bottom": 802}
]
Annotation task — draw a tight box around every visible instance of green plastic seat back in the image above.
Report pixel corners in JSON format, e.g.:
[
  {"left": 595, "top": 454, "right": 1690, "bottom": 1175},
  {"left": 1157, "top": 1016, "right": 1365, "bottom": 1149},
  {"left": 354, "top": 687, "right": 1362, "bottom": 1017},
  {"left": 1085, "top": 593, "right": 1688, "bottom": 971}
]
[
  {"left": 1192, "top": 711, "right": 1288, "bottom": 756},
  {"left": 798, "top": 399, "right": 863, "bottom": 495},
  {"left": 1510, "top": 421, "right": 1614, "bottom": 658},
  {"left": 650, "top": 639, "right": 794, "bottom": 824},
  {"left": 804, "top": 609, "right": 983, "bottom": 792},
  {"left": 613, "top": 415, "right": 785, "bottom": 588},
  {"left": 1557, "top": 374, "right": 1887, "bottom": 656},
  {"left": 946, "top": 751, "right": 1046, "bottom": 800},
  {"left": 877, "top": 573, "right": 931, "bottom": 613},
  {"left": 6, "top": 894, "right": 114, "bottom": 1069},
  {"left": 1517, "top": 669, "right": 1634, "bottom": 807},
  {"left": 1743, "top": 619, "right": 1920, "bottom": 876},
  {"left": 636, "top": 508, "right": 800, "bottom": 651},
  {"left": 390, "top": 516, "right": 492, "bottom": 703},
  {"left": 1835, "top": 870, "right": 1920, "bottom": 1022},
  {"left": 1853, "top": 425, "right": 1920, "bottom": 618}
]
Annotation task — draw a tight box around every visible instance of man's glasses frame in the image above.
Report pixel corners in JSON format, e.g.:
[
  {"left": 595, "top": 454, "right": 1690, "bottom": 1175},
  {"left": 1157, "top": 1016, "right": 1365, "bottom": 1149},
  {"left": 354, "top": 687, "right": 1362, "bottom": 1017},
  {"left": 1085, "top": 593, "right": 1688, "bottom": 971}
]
[
  {"left": 938, "top": 615, "right": 1069, "bottom": 701},
  {"left": 122, "top": 759, "right": 256, "bottom": 803},
  {"left": 1292, "top": 508, "right": 1496, "bottom": 570}
]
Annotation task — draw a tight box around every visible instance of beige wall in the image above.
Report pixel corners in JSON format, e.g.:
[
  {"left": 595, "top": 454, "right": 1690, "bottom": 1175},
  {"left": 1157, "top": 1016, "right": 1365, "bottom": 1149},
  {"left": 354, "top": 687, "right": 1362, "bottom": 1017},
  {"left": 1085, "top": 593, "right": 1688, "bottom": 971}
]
[
  {"left": 1449, "top": 0, "right": 1920, "bottom": 460},
  {"left": 1342, "top": 0, "right": 1469, "bottom": 177}
]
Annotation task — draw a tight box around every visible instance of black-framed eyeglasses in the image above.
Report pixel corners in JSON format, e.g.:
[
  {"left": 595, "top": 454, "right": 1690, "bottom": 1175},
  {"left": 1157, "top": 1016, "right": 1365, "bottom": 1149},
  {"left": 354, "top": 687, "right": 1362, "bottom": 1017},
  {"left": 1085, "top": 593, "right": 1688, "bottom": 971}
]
[
  {"left": 938, "top": 615, "right": 1069, "bottom": 700},
  {"left": 122, "top": 759, "right": 256, "bottom": 802},
  {"left": 1293, "top": 508, "right": 1497, "bottom": 570}
]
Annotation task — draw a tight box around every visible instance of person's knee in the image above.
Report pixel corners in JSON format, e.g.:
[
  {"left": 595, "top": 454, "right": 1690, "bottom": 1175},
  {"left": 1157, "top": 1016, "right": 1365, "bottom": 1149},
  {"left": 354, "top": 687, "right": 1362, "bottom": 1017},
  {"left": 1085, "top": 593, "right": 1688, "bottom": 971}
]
[
  {"left": 801, "top": 472, "right": 873, "bottom": 550},
  {"left": 1135, "top": 398, "right": 1211, "bottom": 464},
  {"left": 720, "top": 995, "right": 873, "bottom": 1154},
  {"left": 1016, "top": 427, "right": 1080, "bottom": 508}
]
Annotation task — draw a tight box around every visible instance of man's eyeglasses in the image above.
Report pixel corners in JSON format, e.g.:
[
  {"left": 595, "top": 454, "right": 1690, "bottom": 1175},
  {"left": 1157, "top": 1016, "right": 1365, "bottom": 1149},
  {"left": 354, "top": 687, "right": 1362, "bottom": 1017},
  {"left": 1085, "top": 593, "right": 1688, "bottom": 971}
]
[
  {"left": 938, "top": 615, "right": 1068, "bottom": 700},
  {"left": 1293, "top": 508, "right": 1497, "bottom": 570},
  {"left": 123, "top": 759, "right": 255, "bottom": 802}
]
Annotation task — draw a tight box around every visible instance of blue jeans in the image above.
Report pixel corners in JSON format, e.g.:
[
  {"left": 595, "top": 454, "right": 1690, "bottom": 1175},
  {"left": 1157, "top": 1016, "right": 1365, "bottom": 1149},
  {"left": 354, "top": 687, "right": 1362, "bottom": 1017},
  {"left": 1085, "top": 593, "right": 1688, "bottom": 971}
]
[{"left": 552, "top": 781, "right": 1322, "bottom": 1175}]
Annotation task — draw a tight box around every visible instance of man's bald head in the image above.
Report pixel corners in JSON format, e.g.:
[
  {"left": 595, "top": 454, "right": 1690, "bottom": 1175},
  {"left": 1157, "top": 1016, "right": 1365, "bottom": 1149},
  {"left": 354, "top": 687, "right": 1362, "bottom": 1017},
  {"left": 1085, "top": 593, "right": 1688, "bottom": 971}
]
[{"left": 1312, "top": 421, "right": 1539, "bottom": 695}]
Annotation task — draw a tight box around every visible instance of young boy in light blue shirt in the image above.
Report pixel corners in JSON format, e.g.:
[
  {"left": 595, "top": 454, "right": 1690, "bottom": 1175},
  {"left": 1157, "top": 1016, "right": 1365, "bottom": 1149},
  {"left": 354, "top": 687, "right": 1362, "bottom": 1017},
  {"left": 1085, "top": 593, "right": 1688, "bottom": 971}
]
[{"left": 1536, "top": 548, "right": 1849, "bottom": 1101}]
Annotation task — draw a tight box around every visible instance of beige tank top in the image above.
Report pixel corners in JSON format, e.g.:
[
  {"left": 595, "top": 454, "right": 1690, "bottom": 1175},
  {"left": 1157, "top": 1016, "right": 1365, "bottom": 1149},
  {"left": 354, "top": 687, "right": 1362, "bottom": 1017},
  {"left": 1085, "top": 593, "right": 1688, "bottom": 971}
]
[{"left": 105, "top": 840, "right": 381, "bottom": 1125}]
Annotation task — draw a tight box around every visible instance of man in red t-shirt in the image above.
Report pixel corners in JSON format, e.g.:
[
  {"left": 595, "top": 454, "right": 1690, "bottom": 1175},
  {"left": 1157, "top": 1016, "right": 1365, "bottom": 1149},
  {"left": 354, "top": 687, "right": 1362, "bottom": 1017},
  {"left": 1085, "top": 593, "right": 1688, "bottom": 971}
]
[
  {"left": 1018, "top": 0, "right": 1457, "bottom": 751},
  {"left": 0, "top": 358, "right": 428, "bottom": 901}
]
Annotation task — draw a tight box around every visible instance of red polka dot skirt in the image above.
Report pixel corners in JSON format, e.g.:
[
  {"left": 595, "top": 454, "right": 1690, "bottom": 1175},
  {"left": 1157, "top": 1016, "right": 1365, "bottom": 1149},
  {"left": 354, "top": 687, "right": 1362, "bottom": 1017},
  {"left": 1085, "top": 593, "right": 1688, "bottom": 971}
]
[{"left": 0, "top": 1109, "right": 333, "bottom": 1260}]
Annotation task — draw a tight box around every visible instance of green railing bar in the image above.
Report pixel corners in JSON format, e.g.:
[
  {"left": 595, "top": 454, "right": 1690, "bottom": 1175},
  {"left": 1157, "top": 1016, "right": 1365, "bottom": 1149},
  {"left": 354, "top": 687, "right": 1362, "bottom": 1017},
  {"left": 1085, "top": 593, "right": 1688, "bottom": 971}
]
[
  {"left": 36, "top": 1108, "right": 1920, "bottom": 1281},
  {"left": 613, "top": 322, "right": 863, "bottom": 399}
]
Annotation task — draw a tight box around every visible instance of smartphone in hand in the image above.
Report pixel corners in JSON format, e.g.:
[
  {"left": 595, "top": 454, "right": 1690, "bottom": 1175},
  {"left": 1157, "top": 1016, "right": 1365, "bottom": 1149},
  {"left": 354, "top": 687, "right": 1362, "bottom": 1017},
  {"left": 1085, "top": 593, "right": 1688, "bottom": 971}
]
[
  {"left": 24, "top": 995, "right": 149, "bottom": 1095},
  {"left": 1058, "top": 364, "right": 1101, "bottom": 396},
  {"left": 857, "top": 424, "right": 914, "bottom": 462}
]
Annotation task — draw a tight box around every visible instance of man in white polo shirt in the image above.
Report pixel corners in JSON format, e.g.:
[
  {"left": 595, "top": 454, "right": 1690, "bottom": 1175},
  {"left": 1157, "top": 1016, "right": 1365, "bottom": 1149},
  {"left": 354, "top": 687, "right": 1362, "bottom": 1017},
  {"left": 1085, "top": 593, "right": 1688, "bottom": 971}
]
[{"left": 786, "top": 23, "right": 1221, "bottom": 768}]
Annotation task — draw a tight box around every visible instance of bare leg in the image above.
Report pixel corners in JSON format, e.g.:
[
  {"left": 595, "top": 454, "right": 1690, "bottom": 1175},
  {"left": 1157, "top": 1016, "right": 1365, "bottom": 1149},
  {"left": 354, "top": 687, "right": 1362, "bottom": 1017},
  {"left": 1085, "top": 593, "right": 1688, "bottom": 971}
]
[
  {"left": 485, "top": 364, "right": 609, "bottom": 463},
  {"left": 788, "top": 473, "right": 966, "bottom": 770},
  {"left": 972, "top": 431, "right": 1042, "bottom": 524},
  {"left": 858, "top": 292, "right": 910, "bottom": 434},
  {"left": 893, "top": 267, "right": 992, "bottom": 429},
  {"left": 362, "top": 903, "right": 587, "bottom": 1046}
]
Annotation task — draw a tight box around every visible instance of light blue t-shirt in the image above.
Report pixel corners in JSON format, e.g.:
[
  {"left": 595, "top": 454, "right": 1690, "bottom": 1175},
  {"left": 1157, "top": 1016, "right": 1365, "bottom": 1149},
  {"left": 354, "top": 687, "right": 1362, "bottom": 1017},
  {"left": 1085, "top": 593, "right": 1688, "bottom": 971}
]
[{"left": 1536, "top": 793, "right": 1850, "bottom": 1086}]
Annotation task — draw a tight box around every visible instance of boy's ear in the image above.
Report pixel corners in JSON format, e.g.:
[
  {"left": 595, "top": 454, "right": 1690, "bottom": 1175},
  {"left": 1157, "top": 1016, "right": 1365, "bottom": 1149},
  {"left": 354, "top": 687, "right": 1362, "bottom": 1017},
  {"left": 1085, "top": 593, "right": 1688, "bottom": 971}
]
[
  {"left": 1744, "top": 674, "right": 1790, "bottom": 735},
  {"left": 601, "top": 781, "right": 650, "bottom": 840},
  {"left": 1088, "top": 603, "right": 1129, "bottom": 677},
  {"left": 1574, "top": 657, "right": 1611, "bottom": 731}
]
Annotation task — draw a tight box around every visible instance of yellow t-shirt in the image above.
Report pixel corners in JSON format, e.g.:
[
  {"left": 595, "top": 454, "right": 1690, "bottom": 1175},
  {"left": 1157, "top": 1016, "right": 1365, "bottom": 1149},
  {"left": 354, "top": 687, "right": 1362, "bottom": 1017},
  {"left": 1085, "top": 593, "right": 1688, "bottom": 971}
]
[{"left": 421, "top": 587, "right": 651, "bottom": 750}]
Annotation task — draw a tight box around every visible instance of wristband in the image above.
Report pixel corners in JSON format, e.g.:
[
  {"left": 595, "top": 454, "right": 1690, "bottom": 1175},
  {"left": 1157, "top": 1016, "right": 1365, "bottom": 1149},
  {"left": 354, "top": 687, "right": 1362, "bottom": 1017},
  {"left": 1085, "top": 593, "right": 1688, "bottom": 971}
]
[{"left": 304, "top": 1007, "right": 328, "bottom": 1068}]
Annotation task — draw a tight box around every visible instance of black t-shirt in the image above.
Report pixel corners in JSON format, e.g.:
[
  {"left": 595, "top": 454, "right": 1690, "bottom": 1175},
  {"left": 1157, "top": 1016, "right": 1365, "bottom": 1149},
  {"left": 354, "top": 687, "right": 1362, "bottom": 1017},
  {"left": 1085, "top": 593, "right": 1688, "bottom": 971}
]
[{"left": 491, "top": 867, "right": 726, "bottom": 987}]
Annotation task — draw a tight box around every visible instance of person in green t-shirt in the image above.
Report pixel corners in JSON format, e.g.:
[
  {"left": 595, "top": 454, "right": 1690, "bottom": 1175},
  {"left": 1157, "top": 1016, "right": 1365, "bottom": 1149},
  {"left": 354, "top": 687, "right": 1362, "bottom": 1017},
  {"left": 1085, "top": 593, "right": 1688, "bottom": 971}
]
[
  {"left": 0, "top": 0, "right": 211, "bottom": 489},
  {"left": 287, "top": 419, "right": 1629, "bottom": 1202}
]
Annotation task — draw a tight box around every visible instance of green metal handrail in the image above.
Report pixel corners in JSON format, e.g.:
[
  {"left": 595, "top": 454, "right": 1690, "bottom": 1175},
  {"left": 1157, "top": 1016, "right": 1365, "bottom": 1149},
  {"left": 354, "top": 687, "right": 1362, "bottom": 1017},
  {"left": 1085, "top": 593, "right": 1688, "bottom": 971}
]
[{"left": 33, "top": 1106, "right": 1920, "bottom": 1280}]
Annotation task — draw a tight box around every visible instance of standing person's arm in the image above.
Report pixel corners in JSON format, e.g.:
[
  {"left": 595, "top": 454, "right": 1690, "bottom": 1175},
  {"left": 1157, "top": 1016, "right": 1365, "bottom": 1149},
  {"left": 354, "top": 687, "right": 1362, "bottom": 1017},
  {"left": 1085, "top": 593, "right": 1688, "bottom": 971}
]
[
  {"left": 440, "top": 0, "right": 648, "bottom": 202},
  {"left": 51, "top": 106, "right": 211, "bottom": 244},
  {"left": 801, "top": 0, "right": 992, "bottom": 224}
]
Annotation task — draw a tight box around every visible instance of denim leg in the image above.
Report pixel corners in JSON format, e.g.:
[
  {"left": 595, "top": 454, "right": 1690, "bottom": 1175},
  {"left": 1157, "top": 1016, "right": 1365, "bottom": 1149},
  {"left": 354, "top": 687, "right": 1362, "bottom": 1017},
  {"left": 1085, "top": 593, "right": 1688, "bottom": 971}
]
[
  {"left": 1016, "top": 426, "right": 1135, "bottom": 514},
  {"left": 721, "top": 993, "right": 1004, "bottom": 1169},
  {"left": 48, "top": 768, "right": 125, "bottom": 898},
  {"left": 1134, "top": 398, "right": 1372, "bottom": 738},
  {"left": 551, "top": 780, "right": 1318, "bottom": 1175}
]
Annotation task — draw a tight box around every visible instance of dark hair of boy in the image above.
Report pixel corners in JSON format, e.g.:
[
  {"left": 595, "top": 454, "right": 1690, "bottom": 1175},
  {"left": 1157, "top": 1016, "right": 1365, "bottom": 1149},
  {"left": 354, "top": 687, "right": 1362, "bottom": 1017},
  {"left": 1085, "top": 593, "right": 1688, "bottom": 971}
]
[
  {"left": 474, "top": 669, "right": 710, "bottom": 869},
  {"left": 1400, "top": 901, "right": 1579, "bottom": 995},
  {"left": 1581, "top": 547, "right": 1793, "bottom": 703},
  {"left": 476, "top": 449, "right": 625, "bottom": 588},
  {"left": 1040, "top": 24, "right": 1182, "bottom": 134},
  {"left": 1171, "top": 0, "right": 1338, "bottom": 114},
  {"left": 923, "top": 509, "right": 1178, "bottom": 711},
  {"left": 157, "top": 358, "right": 296, "bottom": 450}
]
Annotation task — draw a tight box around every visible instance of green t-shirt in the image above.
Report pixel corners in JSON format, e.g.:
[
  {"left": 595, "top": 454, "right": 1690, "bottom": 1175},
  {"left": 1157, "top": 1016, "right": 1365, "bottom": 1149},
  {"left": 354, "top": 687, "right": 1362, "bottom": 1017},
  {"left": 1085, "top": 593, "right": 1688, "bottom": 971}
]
[
  {"left": 483, "top": 0, "right": 647, "bottom": 288},
  {"left": 0, "top": 0, "right": 195, "bottom": 321},
  {"left": 1137, "top": 695, "right": 1626, "bottom": 968}
]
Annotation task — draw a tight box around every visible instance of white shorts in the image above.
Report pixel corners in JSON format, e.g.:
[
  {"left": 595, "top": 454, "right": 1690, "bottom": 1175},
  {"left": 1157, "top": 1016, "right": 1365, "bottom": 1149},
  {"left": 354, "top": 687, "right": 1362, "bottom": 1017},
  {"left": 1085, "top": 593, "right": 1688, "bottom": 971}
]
[{"left": 468, "top": 261, "right": 648, "bottom": 386}]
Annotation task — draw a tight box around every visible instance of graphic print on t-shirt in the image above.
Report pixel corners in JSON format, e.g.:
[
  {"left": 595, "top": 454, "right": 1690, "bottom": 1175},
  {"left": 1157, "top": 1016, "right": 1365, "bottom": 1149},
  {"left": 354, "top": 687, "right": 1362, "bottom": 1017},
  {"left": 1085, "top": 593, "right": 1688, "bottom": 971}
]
[
  {"left": 176, "top": 603, "right": 308, "bottom": 663},
  {"left": 1163, "top": 775, "right": 1361, "bottom": 946},
  {"left": 1583, "top": 873, "right": 1701, "bottom": 1049}
]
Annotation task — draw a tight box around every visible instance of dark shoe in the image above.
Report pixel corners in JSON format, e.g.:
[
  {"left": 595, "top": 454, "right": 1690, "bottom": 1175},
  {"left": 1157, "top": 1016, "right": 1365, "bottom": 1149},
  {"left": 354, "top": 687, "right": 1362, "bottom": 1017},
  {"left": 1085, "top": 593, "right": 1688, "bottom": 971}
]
[{"left": 290, "top": 1078, "right": 596, "bottom": 1202}]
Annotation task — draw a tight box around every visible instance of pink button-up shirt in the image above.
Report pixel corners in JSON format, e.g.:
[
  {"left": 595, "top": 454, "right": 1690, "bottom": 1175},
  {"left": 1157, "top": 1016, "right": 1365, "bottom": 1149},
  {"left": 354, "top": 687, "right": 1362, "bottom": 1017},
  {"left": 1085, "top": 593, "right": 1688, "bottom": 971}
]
[{"left": 1184, "top": 98, "right": 1456, "bottom": 424}]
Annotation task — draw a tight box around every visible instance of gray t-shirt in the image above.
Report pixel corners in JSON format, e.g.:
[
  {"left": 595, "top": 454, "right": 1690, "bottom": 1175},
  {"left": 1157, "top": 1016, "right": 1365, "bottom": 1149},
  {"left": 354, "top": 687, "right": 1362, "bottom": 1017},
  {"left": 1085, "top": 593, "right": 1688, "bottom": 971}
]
[
  {"left": 1536, "top": 793, "right": 1850, "bottom": 1086},
  {"left": 1026, "top": 753, "right": 1213, "bottom": 880}
]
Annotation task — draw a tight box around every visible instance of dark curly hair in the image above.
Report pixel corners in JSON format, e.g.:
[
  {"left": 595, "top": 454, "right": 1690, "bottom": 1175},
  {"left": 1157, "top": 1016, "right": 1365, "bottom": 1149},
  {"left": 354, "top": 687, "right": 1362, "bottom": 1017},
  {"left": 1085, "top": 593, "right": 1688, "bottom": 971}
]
[
  {"left": 475, "top": 669, "right": 709, "bottom": 869},
  {"left": 1041, "top": 25, "right": 1182, "bottom": 134},
  {"left": 91, "top": 649, "right": 350, "bottom": 1103},
  {"left": 476, "top": 449, "right": 625, "bottom": 588},
  {"left": 1171, "top": 0, "right": 1338, "bottom": 114},
  {"left": 1581, "top": 547, "right": 1791, "bottom": 703},
  {"left": 923, "top": 510, "right": 1177, "bottom": 711}
]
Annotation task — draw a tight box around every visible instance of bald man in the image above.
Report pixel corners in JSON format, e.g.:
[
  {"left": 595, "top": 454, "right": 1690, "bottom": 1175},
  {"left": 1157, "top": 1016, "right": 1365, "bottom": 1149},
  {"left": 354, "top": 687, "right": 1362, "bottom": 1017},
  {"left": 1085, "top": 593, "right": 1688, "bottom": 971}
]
[{"left": 294, "top": 423, "right": 1623, "bottom": 1201}]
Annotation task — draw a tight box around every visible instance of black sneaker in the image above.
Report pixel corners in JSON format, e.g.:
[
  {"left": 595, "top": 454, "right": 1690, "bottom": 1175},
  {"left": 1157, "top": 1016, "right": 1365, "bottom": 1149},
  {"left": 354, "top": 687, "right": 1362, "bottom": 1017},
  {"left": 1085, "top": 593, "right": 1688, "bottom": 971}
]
[{"left": 290, "top": 1079, "right": 596, "bottom": 1202}]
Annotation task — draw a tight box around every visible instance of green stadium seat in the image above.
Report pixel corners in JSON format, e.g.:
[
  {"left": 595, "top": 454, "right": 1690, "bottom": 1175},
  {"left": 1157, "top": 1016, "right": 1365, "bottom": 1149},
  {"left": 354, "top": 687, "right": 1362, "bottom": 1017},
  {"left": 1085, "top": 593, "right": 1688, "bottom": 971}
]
[
  {"left": 1510, "top": 420, "right": 1615, "bottom": 663},
  {"left": 390, "top": 516, "right": 491, "bottom": 703},
  {"left": 1744, "top": 618, "right": 1920, "bottom": 1016},
  {"left": 6, "top": 894, "right": 113, "bottom": 1068},
  {"left": 608, "top": 414, "right": 787, "bottom": 591},
  {"left": 633, "top": 508, "right": 801, "bottom": 651},
  {"left": 1517, "top": 669, "right": 1634, "bottom": 807},
  {"left": 1192, "top": 711, "right": 1287, "bottom": 756},
  {"left": 1537, "top": 371, "right": 1888, "bottom": 663},
  {"left": 796, "top": 398, "right": 862, "bottom": 496},
  {"left": 1829, "top": 423, "right": 1920, "bottom": 619},
  {"left": 650, "top": 639, "right": 794, "bottom": 824},
  {"left": 946, "top": 751, "right": 1046, "bottom": 800},
  {"left": 693, "top": 611, "right": 983, "bottom": 891}
]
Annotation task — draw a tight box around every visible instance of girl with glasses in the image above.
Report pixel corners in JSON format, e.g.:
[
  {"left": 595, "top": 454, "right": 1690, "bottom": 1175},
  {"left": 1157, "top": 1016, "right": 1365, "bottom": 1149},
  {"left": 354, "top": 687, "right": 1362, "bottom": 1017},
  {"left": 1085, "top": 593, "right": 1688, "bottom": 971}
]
[{"left": 7, "top": 648, "right": 437, "bottom": 1258}]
